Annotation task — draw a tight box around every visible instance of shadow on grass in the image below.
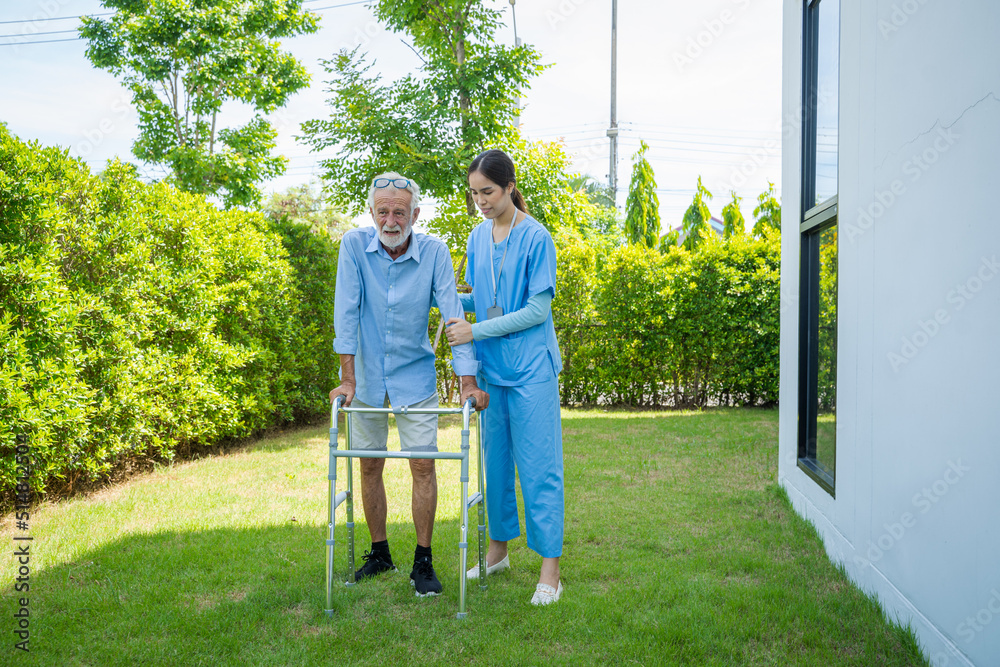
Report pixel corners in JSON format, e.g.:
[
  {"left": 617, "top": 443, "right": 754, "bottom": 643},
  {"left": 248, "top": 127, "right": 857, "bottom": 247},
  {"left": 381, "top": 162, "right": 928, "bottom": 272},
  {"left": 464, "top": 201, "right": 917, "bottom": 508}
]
[
  {"left": 4, "top": 409, "right": 929, "bottom": 667},
  {"left": 7, "top": 516, "right": 504, "bottom": 666}
]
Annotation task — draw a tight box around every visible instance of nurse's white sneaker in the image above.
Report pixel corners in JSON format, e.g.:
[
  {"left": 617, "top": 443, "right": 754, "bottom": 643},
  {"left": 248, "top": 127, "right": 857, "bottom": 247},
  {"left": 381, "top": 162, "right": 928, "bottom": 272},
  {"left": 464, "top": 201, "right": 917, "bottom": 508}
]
[
  {"left": 466, "top": 554, "right": 510, "bottom": 580},
  {"left": 530, "top": 581, "right": 563, "bottom": 606}
]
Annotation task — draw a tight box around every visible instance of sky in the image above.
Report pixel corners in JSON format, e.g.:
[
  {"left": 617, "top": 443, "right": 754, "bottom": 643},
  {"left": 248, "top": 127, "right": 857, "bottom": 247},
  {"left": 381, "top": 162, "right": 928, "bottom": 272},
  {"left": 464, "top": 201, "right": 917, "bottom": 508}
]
[{"left": 0, "top": 0, "right": 783, "bottom": 231}]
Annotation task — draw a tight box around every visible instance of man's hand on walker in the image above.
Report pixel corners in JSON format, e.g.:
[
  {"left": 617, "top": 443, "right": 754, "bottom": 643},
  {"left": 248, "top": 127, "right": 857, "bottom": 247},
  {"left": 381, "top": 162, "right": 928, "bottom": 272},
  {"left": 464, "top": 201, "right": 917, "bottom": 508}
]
[
  {"left": 329, "top": 382, "right": 355, "bottom": 407},
  {"left": 459, "top": 375, "right": 489, "bottom": 411},
  {"left": 445, "top": 317, "right": 473, "bottom": 345}
]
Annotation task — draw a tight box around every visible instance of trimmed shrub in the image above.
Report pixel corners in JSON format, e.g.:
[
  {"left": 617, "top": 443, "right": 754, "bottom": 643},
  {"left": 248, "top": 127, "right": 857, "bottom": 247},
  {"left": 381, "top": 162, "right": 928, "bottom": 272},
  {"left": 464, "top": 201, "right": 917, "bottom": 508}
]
[
  {"left": 552, "top": 233, "right": 780, "bottom": 408},
  {"left": 1, "top": 127, "right": 337, "bottom": 500}
]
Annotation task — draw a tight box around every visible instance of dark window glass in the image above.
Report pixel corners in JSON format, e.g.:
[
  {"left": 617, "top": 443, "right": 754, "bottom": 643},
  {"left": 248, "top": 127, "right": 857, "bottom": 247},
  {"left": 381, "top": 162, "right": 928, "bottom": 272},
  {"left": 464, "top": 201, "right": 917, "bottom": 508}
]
[{"left": 814, "top": 224, "right": 837, "bottom": 475}]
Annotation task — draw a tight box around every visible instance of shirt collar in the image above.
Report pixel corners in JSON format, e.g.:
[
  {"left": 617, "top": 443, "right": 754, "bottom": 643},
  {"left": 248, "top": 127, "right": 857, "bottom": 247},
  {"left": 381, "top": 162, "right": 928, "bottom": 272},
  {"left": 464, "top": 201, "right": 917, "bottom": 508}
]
[{"left": 365, "top": 227, "right": 421, "bottom": 263}]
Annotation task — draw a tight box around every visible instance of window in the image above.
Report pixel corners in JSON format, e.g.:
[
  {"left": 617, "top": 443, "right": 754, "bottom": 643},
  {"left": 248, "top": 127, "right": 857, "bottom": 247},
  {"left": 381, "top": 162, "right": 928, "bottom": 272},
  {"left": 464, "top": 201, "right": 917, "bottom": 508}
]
[{"left": 798, "top": 0, "right": 839, "bottom": 495}]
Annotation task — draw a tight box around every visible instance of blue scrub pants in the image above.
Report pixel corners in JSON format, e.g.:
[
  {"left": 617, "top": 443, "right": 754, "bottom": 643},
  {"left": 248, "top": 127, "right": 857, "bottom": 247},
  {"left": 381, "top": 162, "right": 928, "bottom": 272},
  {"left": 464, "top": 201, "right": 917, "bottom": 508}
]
[{"left": 482, "top": 376, "right": 564, "bottom": 558}]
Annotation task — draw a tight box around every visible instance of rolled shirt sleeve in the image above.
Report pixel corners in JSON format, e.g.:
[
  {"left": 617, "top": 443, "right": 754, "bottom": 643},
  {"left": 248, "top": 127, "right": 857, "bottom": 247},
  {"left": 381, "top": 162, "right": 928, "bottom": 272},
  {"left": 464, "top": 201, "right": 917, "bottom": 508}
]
[
  {"left": 333, "top": 234, "right": 362, "bottom": 357},
  {"left": 432, "top": 245, "right": 480, "bottom": 377}
]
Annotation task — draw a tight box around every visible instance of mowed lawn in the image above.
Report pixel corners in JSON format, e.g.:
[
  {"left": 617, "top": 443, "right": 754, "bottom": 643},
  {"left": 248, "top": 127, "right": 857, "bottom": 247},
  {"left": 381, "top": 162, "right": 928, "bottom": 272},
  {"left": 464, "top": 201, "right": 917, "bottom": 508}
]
[{"left": 1, "top": 408, "right": 928, "bottom": 666}]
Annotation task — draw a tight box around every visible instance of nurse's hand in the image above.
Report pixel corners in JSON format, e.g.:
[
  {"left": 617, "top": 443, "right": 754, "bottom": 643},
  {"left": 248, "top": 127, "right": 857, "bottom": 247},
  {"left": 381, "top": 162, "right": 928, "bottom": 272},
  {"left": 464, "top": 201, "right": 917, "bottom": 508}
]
[{"left": 445, "top": 318, "right": 473, "bottom": 345}]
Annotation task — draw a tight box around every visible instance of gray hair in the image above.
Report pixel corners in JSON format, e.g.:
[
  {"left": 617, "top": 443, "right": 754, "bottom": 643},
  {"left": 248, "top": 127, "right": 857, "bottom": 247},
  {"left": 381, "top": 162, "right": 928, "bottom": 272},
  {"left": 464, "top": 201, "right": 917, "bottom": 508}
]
[{"left": 367, "top": 171, "right": 421, "bottom": 214}]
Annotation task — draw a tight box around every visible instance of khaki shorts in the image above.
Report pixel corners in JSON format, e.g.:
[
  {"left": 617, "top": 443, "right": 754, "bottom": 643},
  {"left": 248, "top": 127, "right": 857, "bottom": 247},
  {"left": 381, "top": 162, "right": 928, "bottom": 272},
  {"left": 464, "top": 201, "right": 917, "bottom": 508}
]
[{"left": 348, "top": 393, "right": 439, "bottom": 452}]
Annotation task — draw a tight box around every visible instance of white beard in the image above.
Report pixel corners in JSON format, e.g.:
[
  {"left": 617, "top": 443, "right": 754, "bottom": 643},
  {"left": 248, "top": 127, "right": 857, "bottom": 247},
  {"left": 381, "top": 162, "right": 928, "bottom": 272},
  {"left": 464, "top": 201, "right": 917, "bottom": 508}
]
[{"left": 379, "top": 222, "right": 412, "bottom": 249}]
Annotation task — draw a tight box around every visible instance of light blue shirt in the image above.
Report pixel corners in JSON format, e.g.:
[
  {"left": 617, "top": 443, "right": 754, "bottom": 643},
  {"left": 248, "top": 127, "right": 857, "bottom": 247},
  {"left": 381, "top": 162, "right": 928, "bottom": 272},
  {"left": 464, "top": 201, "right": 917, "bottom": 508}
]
[
  {"left": 465, "top": 216, "right": 563, "bottom": 386},
  {"left": 334, "top": 227, "right": 479, "bottom": 407}
]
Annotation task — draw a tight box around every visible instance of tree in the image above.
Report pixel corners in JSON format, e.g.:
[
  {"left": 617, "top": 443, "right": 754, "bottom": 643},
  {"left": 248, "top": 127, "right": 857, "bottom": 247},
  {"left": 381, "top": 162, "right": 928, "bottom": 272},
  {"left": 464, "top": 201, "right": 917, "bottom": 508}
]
[
  {"left": 568, "top": 174, "right": 616, "bottom": 209},
  {"left": 681, "top": 176, "right": 713, "bottom": 251},
  {"left": 299, "top": 0, "right": 544, "bottom": 214},
  {"left": 80, "top": 0, "right": 318, "bottom": 208},
  {"left": 426, "top": 137, "right": 619, "bottom": 254},
  {"left": 262, "top": 181, "right": 354, "bottom": 240},
  {"left": 623, "top": 140, "right": 661, "bottom": 248},
  {"left": 658, "top": 229, "right": 680, "bottom": 253},
  {"left": 721, "top": 191, "right": 745, "bottom": 239},
  {"left": 752, "top": 181, "right": 782, "bottom": 237}
]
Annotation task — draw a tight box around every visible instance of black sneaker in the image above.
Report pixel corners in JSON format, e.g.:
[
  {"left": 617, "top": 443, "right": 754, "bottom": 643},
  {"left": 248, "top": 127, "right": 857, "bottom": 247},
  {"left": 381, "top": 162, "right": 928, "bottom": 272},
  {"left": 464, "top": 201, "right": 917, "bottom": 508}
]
[
  {"left": 354, "top": 549, "right": 396, "bottom": 581},
  {"left": 409, "top": 555, "right": 443, "bottom": 597}
]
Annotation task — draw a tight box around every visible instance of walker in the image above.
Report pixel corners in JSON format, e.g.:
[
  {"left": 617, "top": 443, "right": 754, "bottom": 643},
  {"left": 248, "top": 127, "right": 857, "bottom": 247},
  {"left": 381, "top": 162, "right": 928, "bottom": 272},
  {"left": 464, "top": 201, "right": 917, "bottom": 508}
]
[{"left": 325, "top": 396, "right": 487, "bottom": 619}]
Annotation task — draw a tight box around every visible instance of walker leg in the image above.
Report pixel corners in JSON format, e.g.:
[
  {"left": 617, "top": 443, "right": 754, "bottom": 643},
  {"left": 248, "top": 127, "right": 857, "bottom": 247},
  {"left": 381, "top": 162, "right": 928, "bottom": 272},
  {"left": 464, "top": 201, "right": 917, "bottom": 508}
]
[
  {"left": 457, "top": 410, "right": 471, "bottom": 619},
  {"left": 346, "top": 414, "right": 356, "bottom": 586},
  {"left": 326, "top": 406, "right": 340, "bottom": 616},
  {"left": 476, "top": 409, "right": 488, "bottom": 591}
]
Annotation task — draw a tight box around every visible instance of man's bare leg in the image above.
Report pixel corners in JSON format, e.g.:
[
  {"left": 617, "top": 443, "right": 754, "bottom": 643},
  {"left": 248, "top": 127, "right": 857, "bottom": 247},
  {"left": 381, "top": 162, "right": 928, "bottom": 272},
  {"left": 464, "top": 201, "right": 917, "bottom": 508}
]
[
  {"left": 360, "top": 458, "right": 387, "bottom": 542},
  {"left": 409, "top": 458, "right": 437, "bottom": 546}
]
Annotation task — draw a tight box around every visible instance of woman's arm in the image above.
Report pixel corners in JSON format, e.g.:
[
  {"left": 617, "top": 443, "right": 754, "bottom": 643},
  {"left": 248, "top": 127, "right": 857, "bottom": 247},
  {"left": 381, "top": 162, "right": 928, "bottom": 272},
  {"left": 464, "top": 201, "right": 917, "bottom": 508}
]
[{"left": 470, "top": 291, "right": 552, "bottom": 340}]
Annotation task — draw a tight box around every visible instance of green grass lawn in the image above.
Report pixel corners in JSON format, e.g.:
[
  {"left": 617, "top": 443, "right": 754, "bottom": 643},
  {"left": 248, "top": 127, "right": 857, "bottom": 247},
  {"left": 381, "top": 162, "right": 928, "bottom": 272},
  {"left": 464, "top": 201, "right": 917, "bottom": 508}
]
[{"left": 2, "top": 408, "right": 928, "bottom": 666}]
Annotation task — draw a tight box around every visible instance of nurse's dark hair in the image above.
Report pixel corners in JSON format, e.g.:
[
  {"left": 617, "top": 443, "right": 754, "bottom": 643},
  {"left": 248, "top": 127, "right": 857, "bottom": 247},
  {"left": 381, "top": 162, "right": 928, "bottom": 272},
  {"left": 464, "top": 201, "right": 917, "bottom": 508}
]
[{"left": 469, "top": 149, "right": 529, "bottom": 214}]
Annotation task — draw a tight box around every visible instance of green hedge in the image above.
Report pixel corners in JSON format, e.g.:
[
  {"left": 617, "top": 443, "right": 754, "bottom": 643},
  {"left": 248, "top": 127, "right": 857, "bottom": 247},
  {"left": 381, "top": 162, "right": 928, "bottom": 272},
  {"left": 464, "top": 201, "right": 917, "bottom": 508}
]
[
  {"left": 554, "top": 232, "right": 781, "bottom": 408},
  {"left": 427, "top": 229, "right": 780, "bottom": 409},
  {"left": 1, "top": 127, "right": 338, "bottom": 499}
]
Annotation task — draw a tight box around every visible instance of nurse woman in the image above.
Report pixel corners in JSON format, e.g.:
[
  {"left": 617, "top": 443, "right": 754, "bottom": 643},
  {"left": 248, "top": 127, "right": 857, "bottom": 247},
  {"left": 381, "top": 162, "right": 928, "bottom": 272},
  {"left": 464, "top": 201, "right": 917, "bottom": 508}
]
[{"left": 445, "top": 149, "right": 565, "bottom": 606}]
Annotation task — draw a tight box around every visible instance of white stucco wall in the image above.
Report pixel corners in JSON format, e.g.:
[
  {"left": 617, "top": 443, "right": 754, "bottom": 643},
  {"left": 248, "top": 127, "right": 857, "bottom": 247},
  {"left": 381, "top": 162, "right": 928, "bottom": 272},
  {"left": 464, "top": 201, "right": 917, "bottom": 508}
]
[{"left": 779, "top": 2, "right": 1000, "bottom": 666}]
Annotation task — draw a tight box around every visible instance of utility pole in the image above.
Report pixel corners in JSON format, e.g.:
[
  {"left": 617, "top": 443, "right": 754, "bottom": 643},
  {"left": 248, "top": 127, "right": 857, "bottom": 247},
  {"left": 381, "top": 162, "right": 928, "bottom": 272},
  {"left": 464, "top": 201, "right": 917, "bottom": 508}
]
[
  {"left": 607, "top": 0, "right": 619, "bottom": 204},
  {"left": 510, "top": 0, "right": 521, "bottom": 131}
]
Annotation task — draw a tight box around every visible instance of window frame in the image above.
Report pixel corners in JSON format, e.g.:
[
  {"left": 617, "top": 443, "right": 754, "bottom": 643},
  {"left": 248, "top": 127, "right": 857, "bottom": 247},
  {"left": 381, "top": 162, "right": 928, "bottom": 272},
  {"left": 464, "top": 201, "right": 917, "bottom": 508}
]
[{"left": 797, "top": 0, "right": 839, "bottom": 497}]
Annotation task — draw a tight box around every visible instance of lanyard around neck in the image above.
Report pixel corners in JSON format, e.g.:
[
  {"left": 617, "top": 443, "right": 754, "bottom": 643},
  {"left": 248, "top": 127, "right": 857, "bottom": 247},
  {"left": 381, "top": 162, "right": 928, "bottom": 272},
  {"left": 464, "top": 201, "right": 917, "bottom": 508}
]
[{"left": 489, "top": 213, "right": 519, "bottom": 308}]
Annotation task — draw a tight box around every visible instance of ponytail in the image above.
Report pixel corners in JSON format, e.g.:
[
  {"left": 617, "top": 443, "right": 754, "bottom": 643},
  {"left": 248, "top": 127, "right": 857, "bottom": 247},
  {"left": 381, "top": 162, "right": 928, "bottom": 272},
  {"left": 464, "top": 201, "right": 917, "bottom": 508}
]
[{"left": 511, "top": 185, "right": 529, "bottom": 215}]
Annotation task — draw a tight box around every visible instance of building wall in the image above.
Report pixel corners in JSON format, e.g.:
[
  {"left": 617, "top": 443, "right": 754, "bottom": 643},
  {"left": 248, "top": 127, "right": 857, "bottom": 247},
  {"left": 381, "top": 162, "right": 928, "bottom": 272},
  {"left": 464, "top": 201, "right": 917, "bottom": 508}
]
[{"left": 779, "top": 2, "right": 1000, "bottom": 666}]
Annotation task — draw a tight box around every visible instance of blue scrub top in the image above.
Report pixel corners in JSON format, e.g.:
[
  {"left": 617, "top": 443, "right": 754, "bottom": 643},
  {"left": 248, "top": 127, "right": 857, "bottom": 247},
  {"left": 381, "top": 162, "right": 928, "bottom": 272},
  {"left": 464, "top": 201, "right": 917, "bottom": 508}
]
[{"left": 465, "top": 216, "right": 563, "bottom": 386}]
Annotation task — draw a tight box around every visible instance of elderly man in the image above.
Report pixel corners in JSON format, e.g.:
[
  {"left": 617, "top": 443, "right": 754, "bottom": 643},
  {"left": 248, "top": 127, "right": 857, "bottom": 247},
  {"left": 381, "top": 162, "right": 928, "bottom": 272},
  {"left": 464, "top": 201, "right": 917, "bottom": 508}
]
[{"left": 329, "top": 173, "right": 488, "bottom": 597}]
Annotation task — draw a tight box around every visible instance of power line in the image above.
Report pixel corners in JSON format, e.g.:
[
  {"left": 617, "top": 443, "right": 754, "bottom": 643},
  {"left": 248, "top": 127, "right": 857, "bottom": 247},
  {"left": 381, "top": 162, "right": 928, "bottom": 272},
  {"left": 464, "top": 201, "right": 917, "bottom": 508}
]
[
  {"left": 0, "top": 37, "right": 80, "bottom": 46},
  {"left": 0, "top": 0, "right": 369, "bottom": 45},
  {"left": 0, "top": 28, "right": 78, "bottom": 38},
  {"left": 307, "top": 0, "right": 370, "bottom": 9},
  {"left": 0, "top": 0, "right": 352, "bottom": 25},
  {"left": 0, "top": 12, "right": 111, "bottom": 25}
]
